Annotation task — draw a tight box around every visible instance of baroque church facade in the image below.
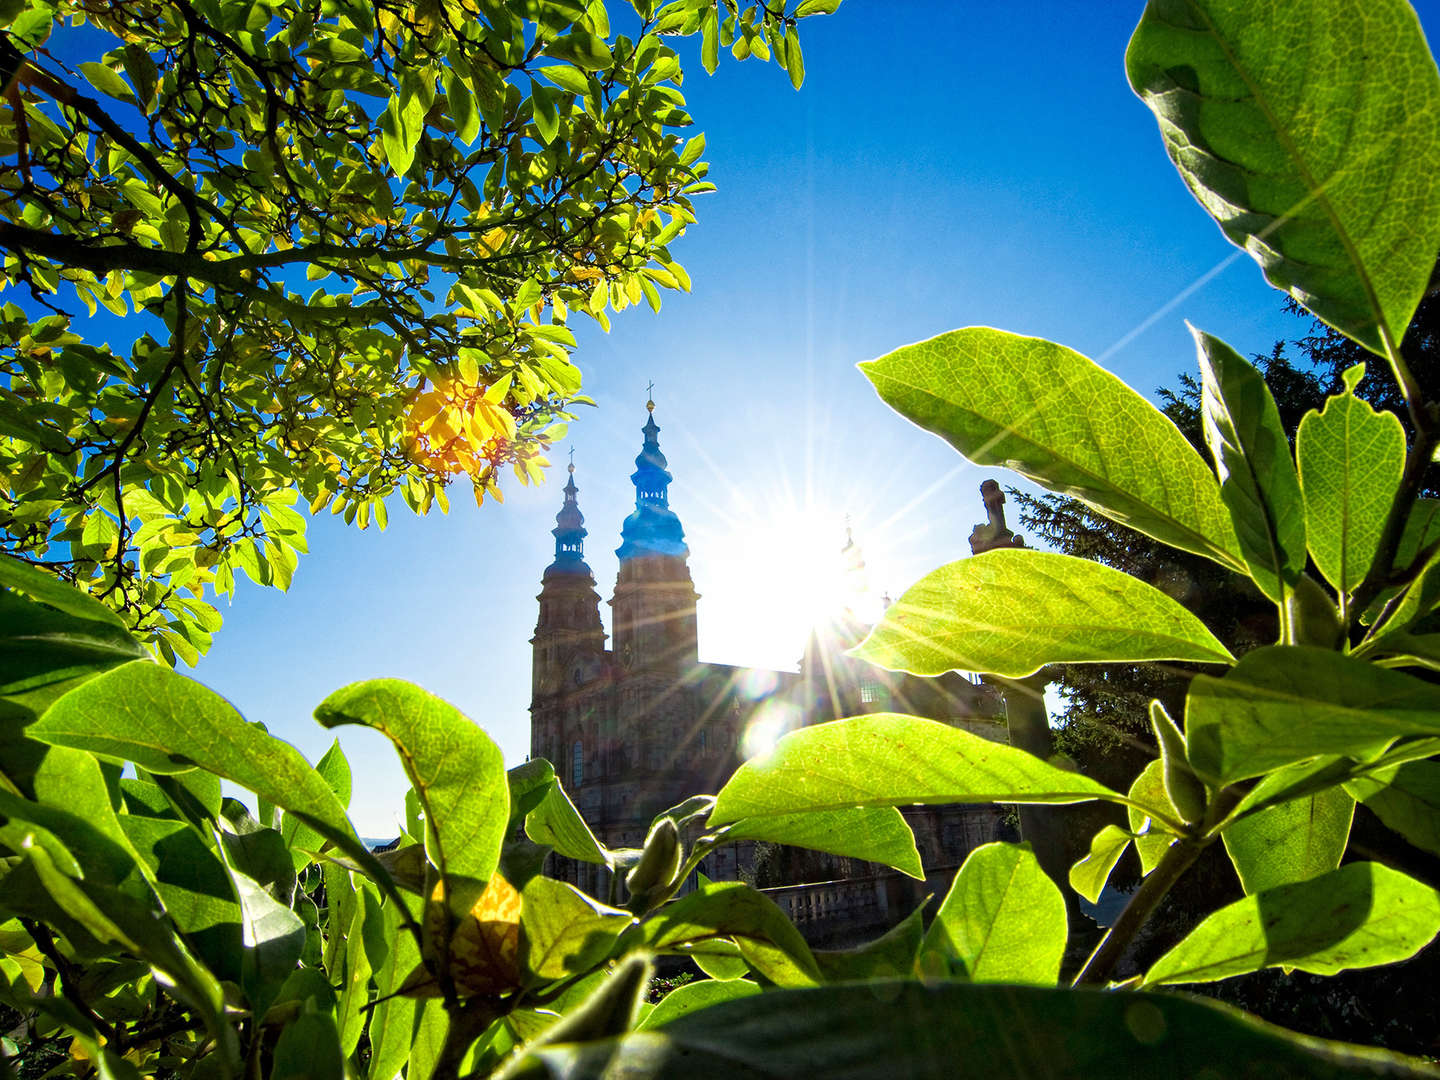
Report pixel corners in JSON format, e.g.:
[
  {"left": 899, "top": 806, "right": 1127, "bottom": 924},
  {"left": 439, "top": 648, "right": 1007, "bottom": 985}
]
[{"left": 529, "top": 402, "right": 1013, "bottom": 900}]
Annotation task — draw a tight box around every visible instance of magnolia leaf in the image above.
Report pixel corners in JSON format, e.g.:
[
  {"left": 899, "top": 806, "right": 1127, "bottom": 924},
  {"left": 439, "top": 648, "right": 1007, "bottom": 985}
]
[
  {"left": 919, "top": 843, "right": 1065, "bottom": 985},
  {"left": 1069, "top": 825, "right": 1134, "bottom": 905},
  {"left": 1128, "top": 0, "right": 1440, "bottom": 357},
  {"left": 1221, "top": 788, "right": 1354, "bottom": 895},
  {"left": 316, "top": 679, "right": 508, "bottom": 913},
  {"left": 517, "top": 979, "right": 1437, "bottom": 1079},
  {"left": 640, "top": 881, "right": 820, "bottom": 987},
  {"left": 214, "top": 826, "right": 306, "bottom": 1016},
  {"left": 519, "top": 876, "right": 631, "bottom": 983},
  {"left": 1296, "top": 367, "right": 1407, "bottom": 595},
  {"left": 1127, "top": 761, "right": 1180, "bottom": 875},
  {"left": 1185, "top": 646, "right": 1440, "bottom": 784},
  {"left": 813, "top": 903, "right": 926, "bottom": 983},
  {"left": 852, "top": 549, "right": 1233, "bottom": 678},
  {"left": 859, "top": 328, "right": 1242, "bottom": 570},
  {"left": 721, "top": 807, "right": 923, "bottom": 880},
  {"left": 1195, "top": 329, "right": 1306, "bottom": 603},
  {"left": 711, "top": 715, "right": 1124, "bottom": 826},
  {"left": 636, "top": 978, "right": 760, "bottom": 1030},
  {"left": 1142, "top": 862, "right": 1440, "bottom": 986},
  {"left": 1345, "top": 760, "right": 1440, "bottom": 858}
]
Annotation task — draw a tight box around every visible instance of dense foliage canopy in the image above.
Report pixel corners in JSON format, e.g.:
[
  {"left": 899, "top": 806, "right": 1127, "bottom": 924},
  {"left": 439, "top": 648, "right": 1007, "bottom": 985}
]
[{"left": 0, "top": 0, "right": 832, "bottom": 660}]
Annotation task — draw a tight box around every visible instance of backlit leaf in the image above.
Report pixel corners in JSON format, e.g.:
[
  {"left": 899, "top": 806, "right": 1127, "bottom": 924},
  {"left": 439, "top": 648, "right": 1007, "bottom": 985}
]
[
  {"left": 860, "top": 329, "right": 1242, "bottom": 569},
  {"left": 852, "top": 549, "right": 1233, "bottom": 678},
  {"left": 1222, "top": 787, "right": 1354, "bottom": 894}
]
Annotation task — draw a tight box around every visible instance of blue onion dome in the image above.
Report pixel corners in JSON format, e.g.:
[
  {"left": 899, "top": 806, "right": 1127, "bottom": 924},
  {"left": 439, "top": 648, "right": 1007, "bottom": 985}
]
[{"left": 616, "top": 401, "right": 689, "bottom": 561}]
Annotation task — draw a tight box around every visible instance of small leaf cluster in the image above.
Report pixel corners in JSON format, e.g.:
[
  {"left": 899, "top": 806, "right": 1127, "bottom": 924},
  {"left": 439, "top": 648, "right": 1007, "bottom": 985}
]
[{"left": 0, "top": 0, "right": 835, "bottom": 657}]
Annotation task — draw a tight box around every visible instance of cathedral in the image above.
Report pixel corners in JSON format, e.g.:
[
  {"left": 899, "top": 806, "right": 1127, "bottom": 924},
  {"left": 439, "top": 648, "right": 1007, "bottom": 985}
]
[{"left": 529, "top": 400, "right": 1012, "bottom": 900}]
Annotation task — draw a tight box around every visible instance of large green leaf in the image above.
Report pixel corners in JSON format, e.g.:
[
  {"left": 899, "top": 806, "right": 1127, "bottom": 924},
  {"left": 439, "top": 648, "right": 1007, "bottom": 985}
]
[
  {"left": 1127, "top": 760, "right": 1181, "bottom": 875},
  {"left": 1185, "top": 646, "right": 1440, "bottom": 784},
  {"left": 1143, "top": 862, "right": 1440, "bottom": 986},
  {"left": 919, "top": 842, "right": 1065, "bottom": 985},
  {"left": 1127, "top": 0, "right": 1440, "bottom": 357},
  {"left": 513, "top": 980, "right": 1436, "bottom": 1079},
  {"left": 28, "top": 662, "right": 387, "bottom": 897},
  {"left": 859, "top": 328, "right": 1242, "bottom": 569},
  {"left": 1195, "top": 330, "right": 1306, "bottom": 603},
  {"left": 315, "top": 679, "right": 508, "bottom": 912},
  {"left": 368, "top": 893, "right": 422, "bottom": 1080},
  {"left": 527, "top": 779, "right": 608, "bottom": 865},
  {"left": 1346, "top": 760, "right": 1440, "bottom": 858},
  {"left": 852, "top": 549, "right": 1233, "bottom": 678},
  {"left": 639, "top": 881, "right": 820, "bottom": 987},
  {"left": 1221, "top": 787, "right": 1354, "bottom": 894},
  {"left": 519, "top": 876, "right": 631, "bottom": 983},
  {"left": 711, "top": 715, "right": 1124, "bottom": 826},
  {"left": 1296, "top": 366, "right": 1407, "bottom": 596},
  {"left": 721, "top": 807, "right": 922, "bottom": 880},
  {"left": 282, "top": 738, "right": 352, "bottom": 867}
]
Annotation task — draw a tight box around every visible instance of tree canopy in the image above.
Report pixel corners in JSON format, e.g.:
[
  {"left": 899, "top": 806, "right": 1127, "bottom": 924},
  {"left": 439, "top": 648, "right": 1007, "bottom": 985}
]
[{"left": 0, "top": 0, "right": 838, "bottom": 662}]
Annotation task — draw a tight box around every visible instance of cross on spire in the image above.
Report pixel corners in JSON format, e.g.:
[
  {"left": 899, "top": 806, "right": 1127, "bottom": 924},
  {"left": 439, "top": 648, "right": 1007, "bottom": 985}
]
[{"left": 645, "top": 380, "right": 655, "bottom": 411}]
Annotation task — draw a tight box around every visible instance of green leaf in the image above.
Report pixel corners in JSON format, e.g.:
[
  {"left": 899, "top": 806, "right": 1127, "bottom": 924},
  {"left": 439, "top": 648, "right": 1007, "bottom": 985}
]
[
  {"left": 637, "top": 978, "right": 760, "bottom": 1030},
  {"left": 1127, "top": 760, "right": 1180, "bottom": 875},
  {"left": 700, "top": 6, "right": 719, "bottom": 73},
  {"left": 271, "top": 1008, "right": 343, "bottom": 1080},
  {"left": 640, "top": 881, "right": 820, "bottom": 987},
  {"left": 1345, "top": 760, "right": 1440, "bottom": 858},
  {"left": 1297, "top": 365, "right": 1407, "bottom": 596},
  {"left": 1194, "top": 329, "right": 1306, "bottom": 603},
  {"left": 1221, "top": 787, "right": 1354, "bottom": 895},
  {"left": 1127, "top": 0, "right": 1440, "bottom": 358},
  {"left": 918, "top": 842, "right": 1065, "bottom": 985},
  {"left": 794, "top": 0, "right": 842, "bottom": 15},
  {"left": 315, "top": 679, "right": 508, "bottom": 913},
  {"left": 28, "top": 662, "right": 382, "bottom": 892},
  {"left": 213, "top": 825, "right": 306, "bottom": 1015},
  {"left": 282, "top": 737, "right": 352, "bottom": 866},
  {"left": 859, "top": 328, "right": 1242, "bottom": 569},
  {"left": 78, "top": 61, "right": 135, "bottom": 103},
  {"left": 527, "top": 778, "right": 608, "bottom": 864},
  {"left": 1069, "top": 825, "right": 1134, "bottom": 905},
  {"left": 519, "top": 876, "right": 631, "bottom": 983},
  {"left": 368, "top": 893, "right": 422, "bottom": 1080},
  {"left": 813, "top": 903, "right": 926, "bottom": 983},
  {"left": 538, "top": 64, "right": 592, "bottom": 95},
  {"left": 517, "top": 980, "right": 1437, "bottom": 1079},
  {"left": 1185, "top": 646, "right": 1440, "bottom": 785},
  {"left": 0, "top": 555, "right": 127, "bottom": 628},
  {"left": 721, "top": 807, "right": 922, "bottom": 880},
  {"left": 711, "top": 714, "right": 1124, "bottom": 827},
  {"left": 1142, "top": 862, "right": 1440, "bottom": 986},
  {"left": 852, "top": 549, "right": 1233, "bottom": 678},
  {"left": 544, "top": 32, "right": 613, "bottom": 71}
]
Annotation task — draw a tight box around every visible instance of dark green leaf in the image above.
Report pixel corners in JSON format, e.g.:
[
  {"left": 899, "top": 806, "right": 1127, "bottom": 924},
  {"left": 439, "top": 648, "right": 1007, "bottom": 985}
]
[
  {"left": 315, "top": 679, "right": 507, "bottom": 912},
  {"left": 1345, "top": 760, "right": 1440, "bottom": 858},
  {"left": 859, "top": 328, "right": 1242, "bottom": 569},
  {"left": 1143, "top": 862, "right": 1440, "bottom": 986},
  {"left": 1195, "top": 329, "right": 1306, "bottom": 603},
  {"left": 637, "top": 978, "right": 760, "bottom": 1030},
  {"left": 711, "top": 715, "right": 1124, "bottom": 827},
  {"left": 520, "top": 876, "right": 631, "bottom": 983},
  {"left": 214, "top": 826, "right": 305, "bottom": 1014},
  {"left": 918, "top": 842, "right": 1065, "bottom": 985},
  {"left": 813, "top": 903, "right": 926, "bottom": 983},
  {"left": 271, "top": 1007, "right": 343, "bottom": 1080},
  {"left": 1185, "top": 646, "right": 1440, "bottom": 784},
  {"left": 852, "top": 549, "right": 1233, "bottom": 678},
  {"left": 516, "top": 979, "right": 1435, "bottom": 1079}
]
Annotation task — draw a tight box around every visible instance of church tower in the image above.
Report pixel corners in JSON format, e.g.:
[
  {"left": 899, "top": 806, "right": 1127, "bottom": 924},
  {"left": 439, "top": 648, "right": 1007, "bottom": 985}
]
[
  {"left": 530, "top": 460, "right": 606, "bottom": 773},
  {"left": 610, "top": 399, "right": 699, "bottom": 672}
]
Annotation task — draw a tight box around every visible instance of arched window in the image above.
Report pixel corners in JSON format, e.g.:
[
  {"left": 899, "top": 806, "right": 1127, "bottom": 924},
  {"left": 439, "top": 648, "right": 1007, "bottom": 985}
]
[{"left": 572, "top": 740, "right": 584, "bottom": 789}]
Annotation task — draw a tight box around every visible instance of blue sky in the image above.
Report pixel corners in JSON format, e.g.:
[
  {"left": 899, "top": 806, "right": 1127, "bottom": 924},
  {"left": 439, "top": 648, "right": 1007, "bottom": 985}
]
[{"left": 66, "top": 1, "right": 1432, "bottom": 836}]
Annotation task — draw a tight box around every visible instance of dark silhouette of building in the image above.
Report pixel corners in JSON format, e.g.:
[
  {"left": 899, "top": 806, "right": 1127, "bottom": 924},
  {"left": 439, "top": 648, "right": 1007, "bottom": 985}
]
[{"left": 529, "top": 401, "right": 1011, "bottom": 910}]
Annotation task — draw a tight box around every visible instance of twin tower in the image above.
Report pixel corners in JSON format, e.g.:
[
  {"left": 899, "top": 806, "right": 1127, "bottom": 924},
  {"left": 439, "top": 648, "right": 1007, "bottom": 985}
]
[{"left": 529, "top": 402, "right": 746, "bottom": 887}]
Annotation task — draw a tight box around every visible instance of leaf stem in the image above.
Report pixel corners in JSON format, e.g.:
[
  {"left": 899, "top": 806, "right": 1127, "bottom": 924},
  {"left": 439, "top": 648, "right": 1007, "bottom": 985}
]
[{"left": 1071, "top": 835, "right": 1204, "bottom": 986}]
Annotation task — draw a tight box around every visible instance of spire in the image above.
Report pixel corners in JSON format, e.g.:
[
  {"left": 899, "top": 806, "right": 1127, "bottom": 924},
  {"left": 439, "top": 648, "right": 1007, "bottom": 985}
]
[
  {"left": 616, "top": 399, "right": 689, "bottom": 562},
  {"left": 545, "top": 454, "right": 591, "bottom": 577}
]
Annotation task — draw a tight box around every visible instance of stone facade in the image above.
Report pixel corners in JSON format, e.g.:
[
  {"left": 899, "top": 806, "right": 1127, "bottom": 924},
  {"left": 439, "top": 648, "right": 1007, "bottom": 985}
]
[{"left": 529, "top": 404, "right": 1013, "bottom": 908}]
